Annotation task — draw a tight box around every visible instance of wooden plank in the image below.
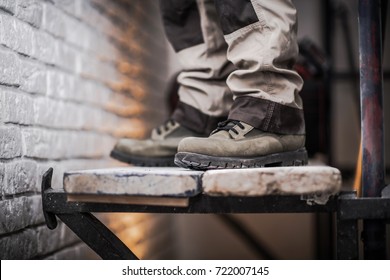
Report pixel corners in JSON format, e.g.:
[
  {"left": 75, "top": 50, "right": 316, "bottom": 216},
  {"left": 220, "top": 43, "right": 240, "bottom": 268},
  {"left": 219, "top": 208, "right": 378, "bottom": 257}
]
[
  {"left": 202, "top": 166, "right": 342, "bottom": 197},
  {"left": 63, "top": 166, "right": 342, "bottom": 205},
  {"left": 67, "top": 194, "right": 189, "bottom": 207},
  {"left": 64, "top": 167, "right": 204, "bottom": 197}
]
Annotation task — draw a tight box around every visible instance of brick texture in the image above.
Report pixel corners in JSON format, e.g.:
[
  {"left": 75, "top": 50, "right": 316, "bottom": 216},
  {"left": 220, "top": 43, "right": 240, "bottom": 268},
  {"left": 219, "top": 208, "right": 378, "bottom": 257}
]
[
  {"left": 0, "top": 126, "right": 22, "bottom": 159},
  {"left": 0, "top": 1, "right": 16, "bottom": 14},
  {"left": 0, "top": 0, "right": 172, "bottom": 259}
]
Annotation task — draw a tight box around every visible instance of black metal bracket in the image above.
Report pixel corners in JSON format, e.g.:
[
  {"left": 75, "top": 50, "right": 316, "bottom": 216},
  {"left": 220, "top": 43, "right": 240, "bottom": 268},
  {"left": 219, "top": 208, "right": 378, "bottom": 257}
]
[
  {"left": 56, "top": 212, "right": 138, "bottom": 260},
  {"left": 41, "top": 168, "right": 138, "bottom": 260},
  {"left": 41, "top": 168, "right": 58, "bottom": 230}
]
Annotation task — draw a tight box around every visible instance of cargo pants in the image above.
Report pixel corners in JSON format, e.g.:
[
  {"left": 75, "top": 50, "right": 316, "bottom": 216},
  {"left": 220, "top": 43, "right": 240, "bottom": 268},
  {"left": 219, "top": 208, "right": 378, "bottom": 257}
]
[{"left": 160, "top": 0, "right": 305, "bottom": 136}]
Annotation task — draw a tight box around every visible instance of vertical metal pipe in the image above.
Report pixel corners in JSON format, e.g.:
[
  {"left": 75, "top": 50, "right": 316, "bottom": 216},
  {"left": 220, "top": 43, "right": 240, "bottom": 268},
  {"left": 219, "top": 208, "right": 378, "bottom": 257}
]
[
  {"left": 358, "top": 0, "right": 386, "bottom": 259},
  {"left": 337, "top": 219, "right": 359, "bottom": 259},
  {"left": 359, "top": 0, "right": 385, "bottom": 198}
]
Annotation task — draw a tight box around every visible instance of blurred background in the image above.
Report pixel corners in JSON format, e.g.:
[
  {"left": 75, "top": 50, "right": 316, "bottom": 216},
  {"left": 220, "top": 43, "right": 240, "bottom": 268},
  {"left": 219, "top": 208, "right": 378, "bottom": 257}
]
[{"left": 0, "top": 0, "right": 389, "bottom": 259}]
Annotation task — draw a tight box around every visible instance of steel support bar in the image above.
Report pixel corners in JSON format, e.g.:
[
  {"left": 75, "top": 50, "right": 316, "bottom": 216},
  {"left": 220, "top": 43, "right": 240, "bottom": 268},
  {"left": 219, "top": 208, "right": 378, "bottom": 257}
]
[
  {"left": 337, "top": 192, "right": 359, "bottom": 259},
  {"left": 57, "top": 212, "right": 138, "bottom": 260},
  {"left": 358, "top": 0, "right": 386, "bottom": 259},
  {"left": 336, "top": 219, "right": 359, "bottom": 259},
  {"left": 338, "top": 197, "right": 390, "bottom": 220},
  {"left": 43, "top": 190, "right": 337, "bottom": 214}
]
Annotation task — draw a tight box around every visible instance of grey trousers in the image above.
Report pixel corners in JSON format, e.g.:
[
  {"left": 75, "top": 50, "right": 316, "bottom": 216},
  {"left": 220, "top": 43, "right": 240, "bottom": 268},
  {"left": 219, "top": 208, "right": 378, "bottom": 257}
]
[{"left": 160, "top": 0, "right": 305, "bottom": 135}]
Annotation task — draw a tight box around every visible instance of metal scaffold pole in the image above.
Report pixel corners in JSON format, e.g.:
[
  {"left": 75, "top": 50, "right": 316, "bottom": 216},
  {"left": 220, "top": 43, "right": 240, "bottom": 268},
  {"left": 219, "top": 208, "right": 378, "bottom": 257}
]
[{"left": 358, "top": 0, "right": 386, "bottom": 259}]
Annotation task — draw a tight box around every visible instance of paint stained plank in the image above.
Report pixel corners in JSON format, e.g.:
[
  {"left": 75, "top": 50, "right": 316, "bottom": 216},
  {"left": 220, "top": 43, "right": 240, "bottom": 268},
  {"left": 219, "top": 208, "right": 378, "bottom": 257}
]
[{"left": 64, "top": 167, "right": 204, "bottom": 197}]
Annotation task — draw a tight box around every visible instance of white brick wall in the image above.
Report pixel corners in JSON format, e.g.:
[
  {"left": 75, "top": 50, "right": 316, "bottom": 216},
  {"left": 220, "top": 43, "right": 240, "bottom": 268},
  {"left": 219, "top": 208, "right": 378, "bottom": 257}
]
[{"left": 0, "top": 0, "right": 172, "bottom": 259}]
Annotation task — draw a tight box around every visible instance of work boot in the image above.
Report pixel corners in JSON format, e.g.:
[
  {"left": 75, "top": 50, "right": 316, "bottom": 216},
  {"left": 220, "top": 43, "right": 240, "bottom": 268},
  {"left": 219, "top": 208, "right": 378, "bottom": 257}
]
[
  {"left": 111, "top": 120, "right": 205, "bottom": 166},
  {"left": 174, "top": 120, "right": 308, "bottom": 170}
]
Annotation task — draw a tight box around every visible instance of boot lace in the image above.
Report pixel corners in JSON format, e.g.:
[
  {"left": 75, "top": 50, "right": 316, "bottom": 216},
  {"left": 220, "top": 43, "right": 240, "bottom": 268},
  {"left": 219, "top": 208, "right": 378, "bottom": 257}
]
[
  {"left": 156, "top": 119, "right": 177, "bottom": 135},
  {"left": 212, "top": 119, "right": 245, "bottom": 135}
]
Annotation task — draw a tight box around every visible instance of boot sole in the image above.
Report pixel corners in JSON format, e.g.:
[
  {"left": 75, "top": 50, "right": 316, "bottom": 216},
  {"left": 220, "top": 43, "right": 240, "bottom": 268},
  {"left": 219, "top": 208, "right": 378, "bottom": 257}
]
[
  {"left": 110, "top": 149, "right": 176, "bottom": 167},
  {"left": 174, "top": 148, "right": 308, "bottom": 170}
]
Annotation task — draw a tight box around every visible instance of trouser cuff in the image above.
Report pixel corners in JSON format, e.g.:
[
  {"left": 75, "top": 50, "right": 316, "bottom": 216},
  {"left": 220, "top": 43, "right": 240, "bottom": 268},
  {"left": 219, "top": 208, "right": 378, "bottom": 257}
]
[{"left": 228, "top": 96, "right": 305, "bottom": 135}]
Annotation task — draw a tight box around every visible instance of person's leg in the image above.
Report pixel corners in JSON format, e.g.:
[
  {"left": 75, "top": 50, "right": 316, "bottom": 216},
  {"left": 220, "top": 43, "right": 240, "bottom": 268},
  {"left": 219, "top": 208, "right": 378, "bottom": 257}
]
[
  {"left": 111, "top": 0, "right": 234, "bottom": 166},
  {"left": 162, "top": 0, "right": 235, "bottom": 134},
  {"left": 175, "top": 0, "right": 308, "bottom": 169}
]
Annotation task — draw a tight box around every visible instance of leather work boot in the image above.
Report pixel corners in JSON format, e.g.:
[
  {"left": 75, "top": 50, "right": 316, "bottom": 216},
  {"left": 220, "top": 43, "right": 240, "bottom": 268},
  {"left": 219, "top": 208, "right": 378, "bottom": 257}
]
[
  {"left": 174, "top": 120, "right": 308, "bottom": 170},
  {"left": 111, "top": 120, "right": 205, "bottom": 166}
]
